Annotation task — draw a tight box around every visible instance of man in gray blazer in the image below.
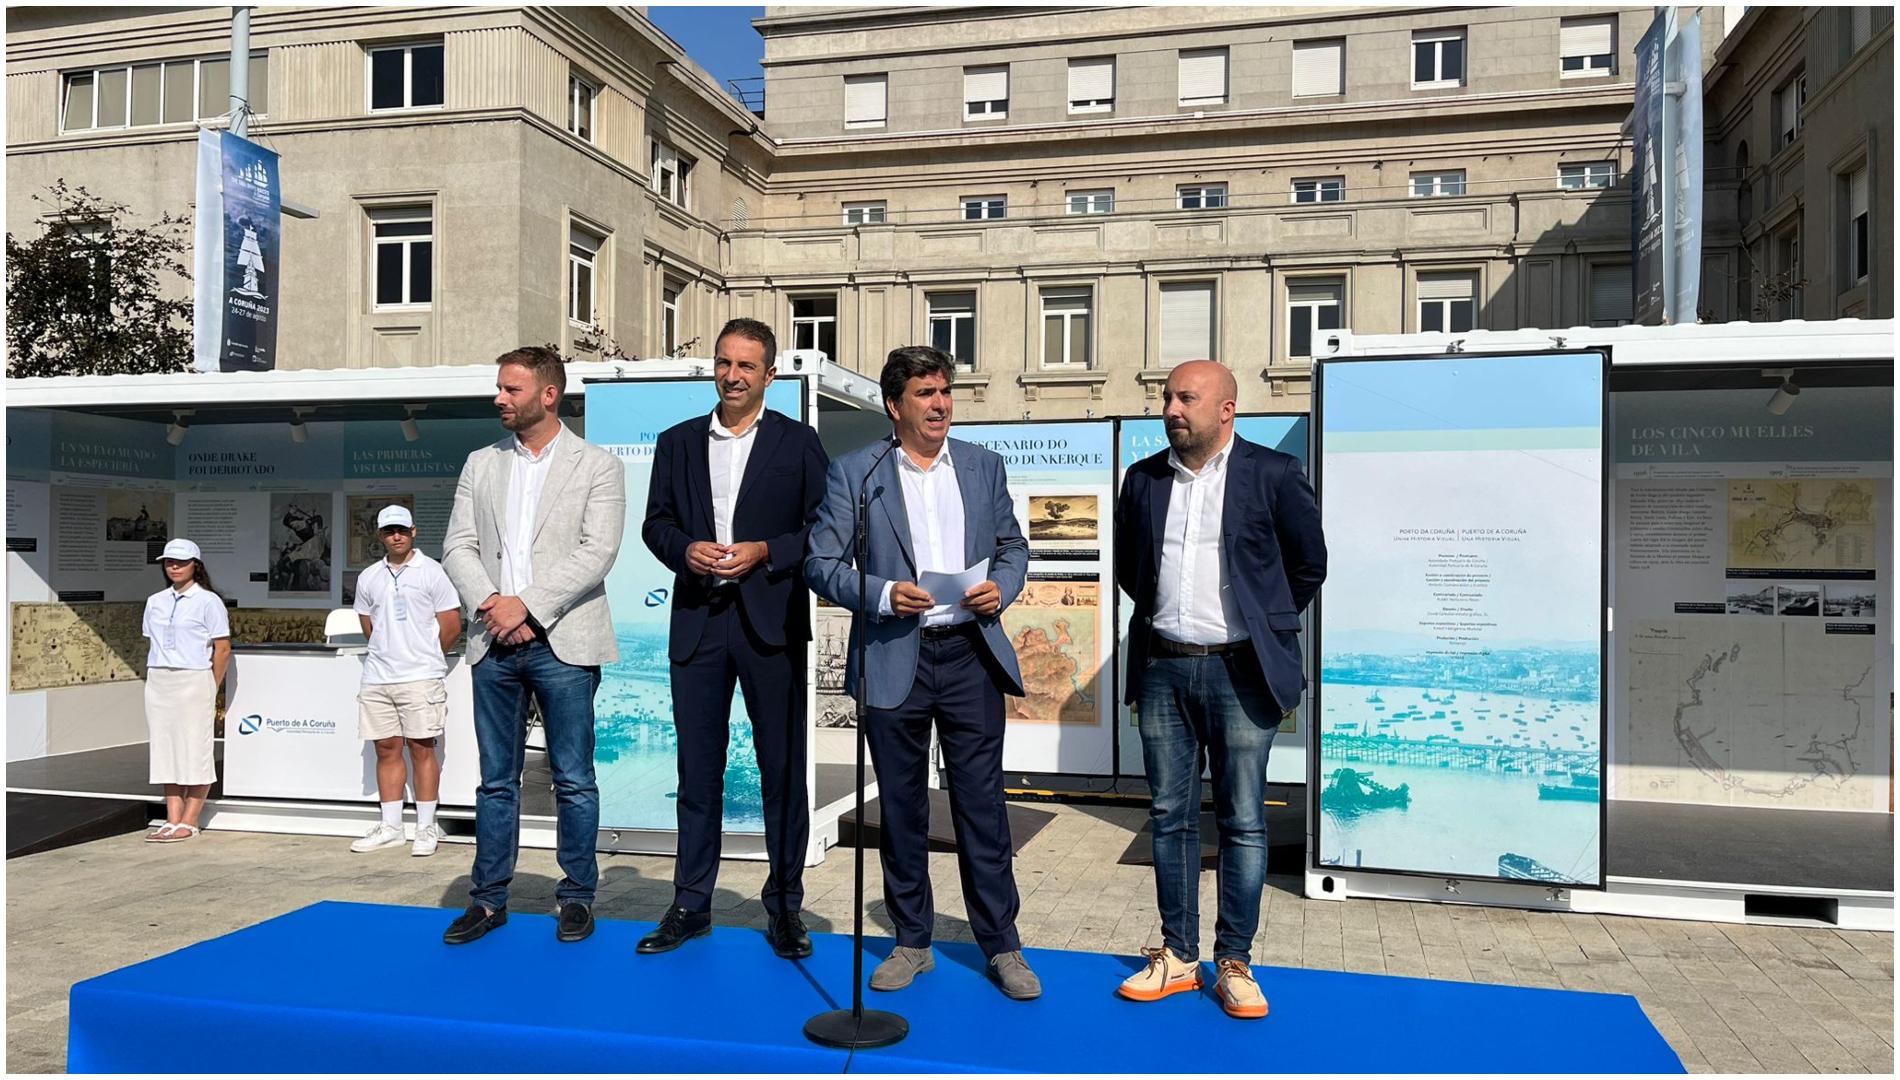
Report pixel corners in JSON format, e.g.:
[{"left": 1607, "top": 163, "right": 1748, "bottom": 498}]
[
  {"left": 439, "top": 345, "right": 626, "bottom": 946},
  {"left": 805, "top": 345, "right": 1041, "bottom": 1001}
]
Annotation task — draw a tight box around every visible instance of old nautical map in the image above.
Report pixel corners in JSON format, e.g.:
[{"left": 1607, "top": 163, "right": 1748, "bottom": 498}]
[
  {"left": 1623, "top": 618, "right": 1883, "bottom": 810},
  {"left": 1002, "top": 578, "right": 1101, "bottom": 725},
  {"left": 1727, "top": 479, "right": 1876, "bottom": 571},
  {"left": 9, "top": 601, "right": 147, "bottom": 691}
]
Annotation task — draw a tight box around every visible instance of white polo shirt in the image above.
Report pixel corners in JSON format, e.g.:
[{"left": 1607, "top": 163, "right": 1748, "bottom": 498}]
[
  {"left": 352, "top": 552, "right": 462, "bottom": 685},
  {"left": 141, "top": 583, "right": 231, "bottom": 670}
]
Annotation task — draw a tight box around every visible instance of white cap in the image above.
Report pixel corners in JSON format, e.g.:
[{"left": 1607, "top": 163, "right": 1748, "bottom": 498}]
[
  {"left": 376, "top": 504, "right": 415, "bottom": 530},
  {"left": 160, "top": 538, "right": 201, "bottom": 563}
]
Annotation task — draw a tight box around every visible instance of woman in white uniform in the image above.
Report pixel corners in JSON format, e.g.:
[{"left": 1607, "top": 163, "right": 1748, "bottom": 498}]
[{"left": 141, "top": 538, "right": 232, "bottom": 842}]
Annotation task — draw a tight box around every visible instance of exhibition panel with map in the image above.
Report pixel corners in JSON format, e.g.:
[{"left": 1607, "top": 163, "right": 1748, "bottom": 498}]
[
  {"left": 1113, "top": 416, "right": 1311, "bottom": 785},
  {"left": 1611, "top": 385, "right": 1892, "bottom": 814},
  {"left": 587, "top": 377, "right": 808, "bottom": 834},
  {"left": 1315, "top": 353, "right": 1605, "bottom": 887},
  {"left": 956, "top": 421, "right": 1117, "bottom": 777}
]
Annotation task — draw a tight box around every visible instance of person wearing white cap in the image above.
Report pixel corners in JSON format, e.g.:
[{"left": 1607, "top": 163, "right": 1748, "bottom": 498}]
[
  {"left": 140, "top": 538, "right": 231, "bottom": 842},
  {"left": 349, "top": 503, "right": 463, "bottom": 856}
]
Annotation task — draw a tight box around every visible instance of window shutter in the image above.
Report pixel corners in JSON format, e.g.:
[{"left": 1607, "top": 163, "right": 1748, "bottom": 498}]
[
  {"left": 1590, "top": 264, "right": 1633, "bottom": 322},
  {"left": 1160, "top": 283, "right": 1215, "bottom": 364},
  {"left": 1069, "top": 58, "right": 1114, "bottom": 103},
  {"left": 844, "top": 74, "right": 886, "bottom": 126},
  {"left": 1292, "top": 40, "right": 1344, "bottom": 97},
  {"left": 1850, "top": 167, "right": 1868, "bottom": 217},
  {"left": 964, "top": 66, "right": 1007, "bottom": 106},
  {"left": 1560, "top": 17, "right": 1614, "bottom": 59},
  {"left": 1417, "top": 272, "right": 1475, "bottom": 301},
  {"left": 1178, "top": 49, "right": 1227, "bottom": 103}
]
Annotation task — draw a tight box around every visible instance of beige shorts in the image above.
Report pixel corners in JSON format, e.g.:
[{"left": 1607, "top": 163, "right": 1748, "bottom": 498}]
[{"left": 358, "top": 678, "right": 448, "bottom": 741}]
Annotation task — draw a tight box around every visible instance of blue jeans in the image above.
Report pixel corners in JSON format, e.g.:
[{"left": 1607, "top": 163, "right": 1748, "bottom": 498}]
[
  {"left": 469, "top": 638, "right": 601, "bottom": 911},
  {"left": 1138, "top": 648, "right": 1282, "bottom": 964}
]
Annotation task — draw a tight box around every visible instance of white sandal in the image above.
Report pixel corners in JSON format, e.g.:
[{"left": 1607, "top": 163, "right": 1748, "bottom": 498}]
[
  {"left": 153, "top": 823, "right": 200, "bottom": 843},
  {"left": 144, "top": 823, "right": 179, "bottom": 842}
]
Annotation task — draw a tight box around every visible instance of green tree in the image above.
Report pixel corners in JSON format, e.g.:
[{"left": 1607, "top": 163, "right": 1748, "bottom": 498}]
[{"left": 6, "top": 181, "right": 194, "bottom": 377}]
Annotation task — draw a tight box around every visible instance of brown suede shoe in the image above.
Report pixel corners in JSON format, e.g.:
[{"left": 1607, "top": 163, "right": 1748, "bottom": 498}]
[{"left": 1215, "top": 958, "right": 1268, "bottom": 1019}]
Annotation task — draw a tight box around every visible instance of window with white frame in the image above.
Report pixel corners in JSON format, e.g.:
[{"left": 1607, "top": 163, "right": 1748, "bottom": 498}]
[
  {"left": 928, "top": 291, "right": 977, "bottom": 369},
  {"left": 842, "top": 201, "right": 887, "bottom": 226},
  {"left": 651, "top": 141, "right": 692, "bottom": 209},
  {"left": 844, "top": 74, "right": 887, "bottom": 129},
  {"left": 1287, "top": 279, "right": 1342, "bottom": 358},
  {"left": 368, "top": 41, "right": 444, "bottom": 111},
  {"left": 1774, "top": 73, "right": 1805, "bottom": 148},
  {"left": 567, "top": 224, "right": 603, "bottom": 327},
  {"left": 370, "top": 206, "right": 433, "bottom": 310},
  {"left": 567, "top": 73, "right": 595, "bottom": 142},
  {"left": 1067, "top": 190, "right": 1114, "bottom": 215},
  {"left": 1412, "top": 28, "right": 1466, "bottom": 88},
  {"left": 964, "top": 65, "right": 1008, "bottom": 120},
  {"left": 791, "top": 295, "right": 838, "bottom": 359},
  {"left": 1588, "top": 262, "right": 1633, "bottom": 326},
  {"left": 661, "top": 282, "right": 681, "bottom": 353},
  {"left": 1292, "top": 177, "right": 1345, "bottom": 203},
  {"left": 1410, "top": 170, "right": 1467, "bottom": 197},
  {"left": 1846, "top": 165, "right": 1869, "bottom": 285},
  {"left": 1069, "top": 57, "right": 1115, "bottom": 114},
  {"left": 1177, "top": 183, "right": 1227, "bottom": 210},
  {"left": 1559, "top": 17, "right": 1615, "bottom": 77},
  {"left": 59, "top": 221, "right": 111, "bottom": 313},
  {"left": 1159, "top": 281, "right": 1216, "bottom": 366},
  {"left": 1417, "top": 272, "right": 1476, "bottom": 333},
  {"left": 962, "top": 195, "right": 1007, "bottom": 220},
  {"left": 1292, "top": 39, "right": 1344, "bottom": 97},
  {"left": 1041, "top": 288, "right": 1092, "bottom": 368},
  {"left": 61, "top": 54, "right": 267, "bottom": 132},
  {"left": 1560, "top": 161, "right": 1616, "bottom": 190},
  {"left": 1178, "top": 48, "right": 1228, "bottom": 106}
]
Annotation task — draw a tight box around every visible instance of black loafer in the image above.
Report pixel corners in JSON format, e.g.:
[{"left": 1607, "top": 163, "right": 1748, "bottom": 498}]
[
  {"left": 765, "top": 911, "right": 813, "bottom": 960},
  {"left": 443, "top": 904, "right": 507, "bottom": 945},
  {"left": 636, "top": 905, "right": 711, "bottom": 954},
  {"left": 557, "top": 902, "right": 595, "bottom": 943}
]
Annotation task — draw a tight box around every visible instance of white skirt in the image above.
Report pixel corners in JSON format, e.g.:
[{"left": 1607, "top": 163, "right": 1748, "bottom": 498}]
[{"left": 145, "top": 667, "right": 218, "bottom": 786}]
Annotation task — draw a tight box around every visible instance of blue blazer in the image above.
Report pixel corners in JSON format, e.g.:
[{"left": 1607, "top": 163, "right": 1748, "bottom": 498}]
[
  {"left": 641, "top": 408, "right": 829, "bottom": 662},
  {"left": 804, "top": 436, "right": 1028, "bottom": 711},
  {"left": 1115, "top": 434, "right": 1327, "bottom": 712}
]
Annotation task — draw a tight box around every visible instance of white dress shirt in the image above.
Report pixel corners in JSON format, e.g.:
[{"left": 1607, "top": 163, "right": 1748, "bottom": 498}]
[
  {"left": 1152, "top": 432, "right": 1246, "bottom": 645},
  {"left": 141, "top": 582, "right": 231, "bottom": 669},
  {"left": 500, "top": 424, "right": 563, "bottom": 596},
  {"left": 708, "top": 408, "right": 762, "bottom": 587},
  {"left": 879, "top": 442, "right": 972, "bottom": 627}
]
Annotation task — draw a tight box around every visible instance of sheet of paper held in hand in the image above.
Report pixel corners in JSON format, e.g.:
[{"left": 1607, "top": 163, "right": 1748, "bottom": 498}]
[{"left": 918, "top": 558, "right": 990, "bottom": 604}]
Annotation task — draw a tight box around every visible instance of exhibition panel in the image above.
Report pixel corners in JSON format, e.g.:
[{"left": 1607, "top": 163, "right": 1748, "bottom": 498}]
[{"left": 1315, "top": 353, "right": 1607, "bottom": 888}]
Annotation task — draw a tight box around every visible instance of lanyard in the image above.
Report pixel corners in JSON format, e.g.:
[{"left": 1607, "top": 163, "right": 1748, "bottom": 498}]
[{"left": 164, "top": 590, "right": 187, "bottom": 649}]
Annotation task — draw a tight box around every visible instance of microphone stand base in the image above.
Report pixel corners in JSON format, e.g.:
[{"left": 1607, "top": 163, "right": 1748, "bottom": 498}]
[{"left": 803, "top": 1007, "right": 909, "bottom": 1049}]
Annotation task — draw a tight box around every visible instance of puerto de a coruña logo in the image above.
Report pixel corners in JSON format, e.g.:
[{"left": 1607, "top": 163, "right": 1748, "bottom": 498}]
[
  {"left": 236, "top": 714, "right": 338, "bottom": 735},
  {"left": 237, "top": 714, "right": 262, "bottom": 735},
  {"left": 644, "top": 586, "right": 670, "bottom": 608}
]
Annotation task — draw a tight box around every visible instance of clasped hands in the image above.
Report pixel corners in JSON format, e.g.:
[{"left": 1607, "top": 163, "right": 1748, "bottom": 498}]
[
  {"left": 477, "top": 593, "right": 536, "bottom": 646},
  {"left": 687, "top": 540, "right": 769, "bottom": 580},
  {"left": 892, "top": 579, "right": 1000, "bottom": 618}
]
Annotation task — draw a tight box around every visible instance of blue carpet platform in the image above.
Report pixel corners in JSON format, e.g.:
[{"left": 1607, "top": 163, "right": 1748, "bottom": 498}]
[{"left": 69, "top": 901, "right": 1683, "bottom": 1073}]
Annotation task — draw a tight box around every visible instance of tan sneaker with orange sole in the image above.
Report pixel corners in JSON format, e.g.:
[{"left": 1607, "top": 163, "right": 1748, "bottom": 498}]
[
  {"left": 1215, "top": 958, "right": 1268, "bottom": 1019},
  {"left": 1118, "top": 946, "right": 1202, "bottom": 1002}
]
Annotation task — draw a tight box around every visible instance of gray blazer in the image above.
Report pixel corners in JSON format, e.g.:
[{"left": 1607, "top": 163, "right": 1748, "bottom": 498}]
[
  {"left": 441, "top": 428, "right": 626, "bottom": 668},
  {"left": 804, "top": 436, "right": 1028, "bottom": 711}
]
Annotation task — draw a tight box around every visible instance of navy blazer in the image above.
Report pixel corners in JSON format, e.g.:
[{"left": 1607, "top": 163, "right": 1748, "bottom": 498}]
[
  {"left": 1115, "top": 433, "right": 1327, "bottom": 712},
  {"left": 804, "top": 436, "right": 1029, "bottom": 711},
  {"left": 641, "top": 408, "right": 829, "bottom": 661}
]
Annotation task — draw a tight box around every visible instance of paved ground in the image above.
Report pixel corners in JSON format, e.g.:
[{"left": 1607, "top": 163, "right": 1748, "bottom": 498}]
[{"left": 6, "top": 802, "right": 1892, "bottom": 1074}]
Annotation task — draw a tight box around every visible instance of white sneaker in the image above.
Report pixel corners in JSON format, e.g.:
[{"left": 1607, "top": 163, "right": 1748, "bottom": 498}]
[
  {"left": 411, "top": 823, "right": 446, "bottom": 857},
  {"left": 350, "top": 822, "right": 406, "bottom": 853}
]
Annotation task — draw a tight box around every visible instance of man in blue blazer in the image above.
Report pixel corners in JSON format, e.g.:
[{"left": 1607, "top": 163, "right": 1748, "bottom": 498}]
[
  {"left": 638, "top": 318, "right": 830, "bottom": 960},
  {"left": 805, "top": 345, "right": 1041, "bottom": 1001},
  {"left": 1113, "top": 360, "right": 1327, "bottom": 1020}
]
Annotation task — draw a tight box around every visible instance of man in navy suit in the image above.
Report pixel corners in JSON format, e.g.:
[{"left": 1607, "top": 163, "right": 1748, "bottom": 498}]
[
  {"left": 1113, "top": 360, "right": 1326, "bottom": 1019},
  {"left": 805, "top": 345, "right": 1042, "bottom": 1001},
  {"left": 638, "top": 318, "right": 829, "bottom": 959}
]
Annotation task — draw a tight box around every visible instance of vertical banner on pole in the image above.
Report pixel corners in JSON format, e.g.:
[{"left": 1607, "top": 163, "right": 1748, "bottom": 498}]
[
  {"left": 1668, "top": 11, "right": 1704, "bottom": 324},
  {"left": 1631, "top": 17, "right": 1667, "bottom": 326},
  {"left": 217, "top": 131, "right": 280, "bottom": 371},
  {"left": 192, "top": 130, "right": 223, "bottom": 373}
]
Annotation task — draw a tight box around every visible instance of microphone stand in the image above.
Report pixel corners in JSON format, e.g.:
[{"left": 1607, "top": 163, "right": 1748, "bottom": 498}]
[{"left": 806, "top": 437, "right": 907, "bottom": 1050}]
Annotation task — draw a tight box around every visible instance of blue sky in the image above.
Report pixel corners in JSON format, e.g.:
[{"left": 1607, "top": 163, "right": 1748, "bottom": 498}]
[{"left": 648, "top": 5, "right": 767, "bottom": 105}]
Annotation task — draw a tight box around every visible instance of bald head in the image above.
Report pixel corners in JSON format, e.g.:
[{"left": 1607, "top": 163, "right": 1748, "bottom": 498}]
[{"left": 1161, "top": 360, "right": 1238, "bottom": 468}]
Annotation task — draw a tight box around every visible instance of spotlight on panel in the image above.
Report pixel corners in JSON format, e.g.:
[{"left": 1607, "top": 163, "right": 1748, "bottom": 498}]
[
  {"left": 1763, "top": 367, "right": 1800, "bottom": 415},
  {"left": 401, "top": 403, "right": 425, "bottom": 442},
  {"left": 289, "top": 406, "right": 310, "bottom": 443},
  {"left": 166, "top": 411, "right": 192, "bottom": 446}
]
